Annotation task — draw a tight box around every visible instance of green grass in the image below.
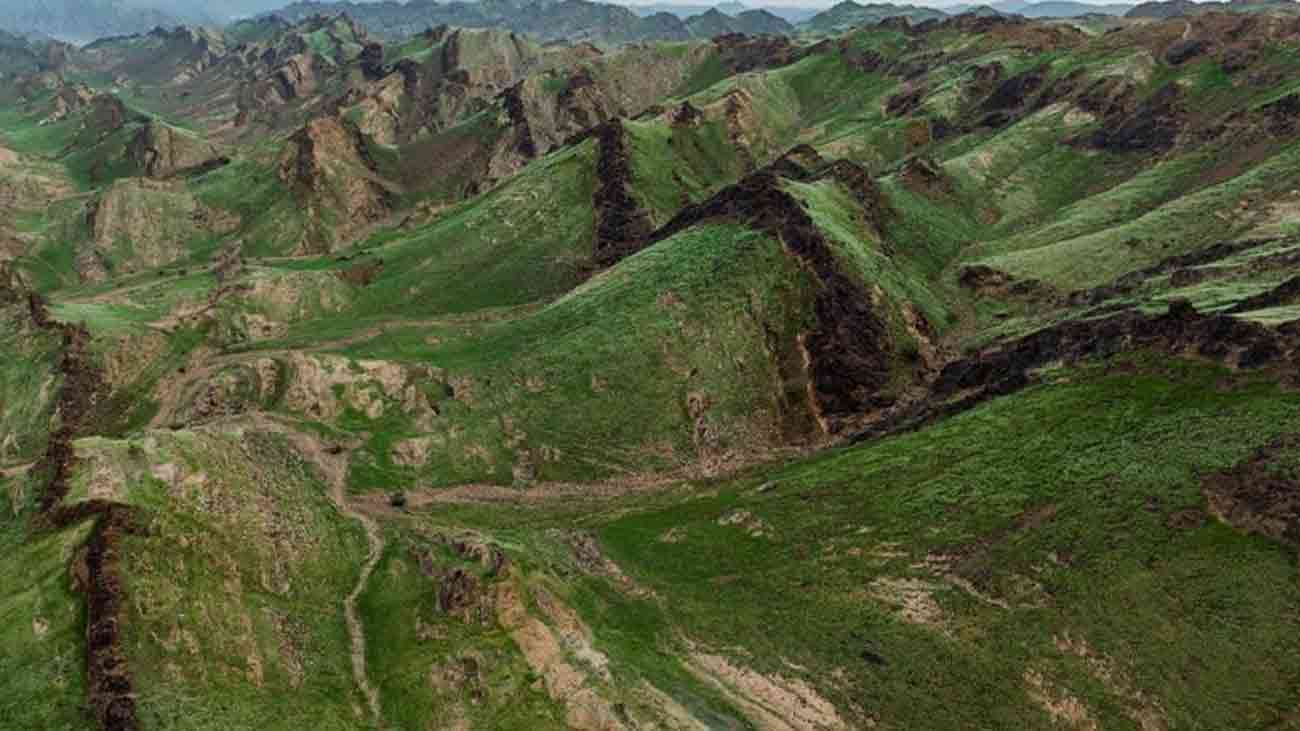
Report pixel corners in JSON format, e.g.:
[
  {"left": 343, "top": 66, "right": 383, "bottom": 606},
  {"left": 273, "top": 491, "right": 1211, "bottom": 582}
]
[
  {"left": 103, "top": 429, "right": 370, "bottom": 729},
  {"left": 978, "top": 140, "right": 1300, "bottom": 289},
  {"left": 0, "top": 310, "right": 61, "bottom": 464},
  {"left": 295, "top": 140, "right": 600, "bottom": 324},
  {"left": 398, "top": 356, "right": 1300, "bottom": 730},
  {"left": 0, "top": 517, "right": 95, "bottom": 730},
  {"left": 7, "top": 17, "right": 1300, "bottom": 729},
  {"left": 192, "top": 153, "right": 306, "bottom": 259},
  {"left": 335, "top": 222, "right": 816, "bottom": 486},
  {"left": 359, "top": 531, "right": 568, "bottom": 730},
  {"left": 625, "top": 117, "right": 744, "bottom": 226},
  {"left": 581, "top": 356, "right": 1300, "bottom": 729}
]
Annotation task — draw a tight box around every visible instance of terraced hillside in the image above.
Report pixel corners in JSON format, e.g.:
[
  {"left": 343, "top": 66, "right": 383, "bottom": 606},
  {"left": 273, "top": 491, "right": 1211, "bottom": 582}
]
[{"left": 3, "top": 8, "right": 1300, "bottom": 731}]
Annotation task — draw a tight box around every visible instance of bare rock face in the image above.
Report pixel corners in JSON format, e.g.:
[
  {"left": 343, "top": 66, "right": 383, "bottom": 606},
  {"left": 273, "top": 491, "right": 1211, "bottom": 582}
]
[
  {"left": 81, "top": 179, "right": 239, "bottom": 282},
  {"left": 235, "top": 52, "right": 323, "bottom": 125},
  {"left": 274, "top": 53, "right": 320, "bottom": 101},
  {"left": 127, "top": 121, "right": 224, "bottom": 178},
  {"left": 278, "top": 117, "right": 392, "bottom": 252},
  {"left": 42, "top": 81, "right": 95, "bottom": 124}
]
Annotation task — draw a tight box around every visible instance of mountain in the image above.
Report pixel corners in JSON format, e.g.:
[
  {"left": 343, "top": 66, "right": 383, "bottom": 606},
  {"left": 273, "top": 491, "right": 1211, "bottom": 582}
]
[
  {"left": 685, "top": 7, "right": 794, "bottom": 35},
  {"left": 264, "top": 0, "right": 794, "bottom": 42},
  {"left": 266, "top": 0, "right": 679, "bottom": 42},
  {"left": 945, "top": 0, "right": 1135, "bottom": 16},
  {"left": 1006, "top": 0, "right": 1135, "bottom": 15},
  {"left": 6, "top": 9, "right": 1300, "bottom": 731},
  {"left": 801, "top": 0, "right": 949, "bottom": 32},
  {"left": 0, "top": 0, "right": 187, "bottom": 42},
  {"left": 629, "top": 2, "right": 824, "bottom": 23},
  {"left": 1126, "top": 0, "right": 1199, "bottom": 15},
  {"left": 1125, "top": 0, "right": 1300, "bottom": 17},
  {"left": 0, "top": 28, "right": 76, "bottom": 76}
]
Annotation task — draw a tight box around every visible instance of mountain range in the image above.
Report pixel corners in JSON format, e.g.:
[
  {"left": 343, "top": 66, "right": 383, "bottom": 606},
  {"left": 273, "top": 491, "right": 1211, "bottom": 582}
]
[
  {"left": 11, "top": 0, "right": 1300, "bottom": 44},
  {"left": 4, "top": 4, "right": 1300, "bottom": 731}
]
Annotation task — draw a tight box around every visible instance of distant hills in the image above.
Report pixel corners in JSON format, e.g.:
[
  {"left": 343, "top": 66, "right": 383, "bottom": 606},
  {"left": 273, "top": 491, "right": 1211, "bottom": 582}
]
[
  {"left": 627, "top": 2, "right": 824, "bottom": 23},
  {"left": 0, "top": 0, "right": 186, "bottom": 42},
  {"left": 800, "top": 1, "right": 947, "bottom": 33},
  {"left": 1126, "top": 0, "right": 1297, "bottom": 18},
  {"left": 3, "top": 0, "right": 1299, "bottom": 46},
  {"left": 945, "top": 0, "right": 1136, "bottom": 16},
  {"left": 264, "top": 0, "right": 799, "bottom": 43}
]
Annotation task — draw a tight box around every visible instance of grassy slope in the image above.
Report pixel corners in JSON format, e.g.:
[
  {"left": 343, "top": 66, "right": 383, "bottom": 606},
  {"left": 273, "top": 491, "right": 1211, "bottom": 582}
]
[
  {"left": 338, "top": 222, "right": 816, "bottom": 488},
  {"left": 82, "top": 429, "right": 369, "bottom": 729},
  {"left": 423, "top": 355, "right": 1300, "bottom": 730},
  {"left": 5, "top": 16, "right": 1300, "bottom": 731},
  {"left": 0, "top": 517, "right": 95, "bottom": 729},
  {"left": 0, "top": 311, "right": 61, "bottom": 465}
]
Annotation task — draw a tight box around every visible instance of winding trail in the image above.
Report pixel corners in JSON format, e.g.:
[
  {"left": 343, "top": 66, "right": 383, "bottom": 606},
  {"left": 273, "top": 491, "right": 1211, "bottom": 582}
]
[
  {"left": 344, "top": 506, "right": 384, "bottom": 725},
  {"left": 248, "top": 415, "right": 385, "bottom": 726}
]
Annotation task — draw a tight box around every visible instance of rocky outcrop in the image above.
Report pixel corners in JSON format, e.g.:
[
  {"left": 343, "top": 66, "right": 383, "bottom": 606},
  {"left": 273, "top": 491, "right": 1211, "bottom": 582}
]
[
  {"left": 591, "top": 120, "right": 653, "bottom": 267},
  {"left": 853, "top": 301, "right": 1300, "bottom": 444},
  {"left": 23, "top": 297, "right": 143, "bottom": 731},
  {"left": 279, "top": 117, "right": 393, "bottom": 252},
  {"left": 127, "top": 121, "right": 224, "bottom": 178},
  {"left": 712, "top": 33, "right": 805, "bottom": 75},
  {"left": 41, "top": 81, "right": 95, "bottom": 124},
  {"left": 1081, "top": 83, "right": 1184, "bottom": 153},
  {"left": 645, "top": 147, "right": 905, "bottom": 431},
  {"left": 235, "top": 51, "right": 324, "bottom": 125},
  {"left": 359, "top": 41, "right": 385, "bottom": 81},
  {"left": 0, "top": 260, "right": 32, "bottom": 307},
  {"left": 81, "top": 179, "right": 239, "bottom": 282},
  {"left": 61, "top": 502, "right": 145, "bottom": 731}
]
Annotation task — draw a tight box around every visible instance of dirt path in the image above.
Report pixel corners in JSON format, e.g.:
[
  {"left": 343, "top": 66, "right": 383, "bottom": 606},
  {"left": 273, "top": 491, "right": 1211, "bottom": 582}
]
[
  {"left": 245, "top": 415, "right": 385, "bottom": 726},
  {"left": 344, "top": 506, "right": 384, "bottom": 725}
]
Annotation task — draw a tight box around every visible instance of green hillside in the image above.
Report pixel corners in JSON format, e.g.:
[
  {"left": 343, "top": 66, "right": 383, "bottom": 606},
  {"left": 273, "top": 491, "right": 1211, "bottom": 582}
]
[{"left": 2, "top": 8, "right": 1300, "bottom": 731}]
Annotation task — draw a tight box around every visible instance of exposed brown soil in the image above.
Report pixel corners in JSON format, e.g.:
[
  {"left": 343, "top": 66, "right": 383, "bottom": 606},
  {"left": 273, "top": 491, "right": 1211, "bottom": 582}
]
[
  {"left": 646, "top": 146, "right": 901, "bottom": 431},
  {"left": 900, "top": 156, "right": 955, "bottom": 199},
  {"left": 591, "top": 119, "right": 654, "bottom": 267},
  {"left": 959, "top": 264, "right": 1056, "bottom": 302},
  {"left": 686, "top": 648, "right": 848, "bottom": 730},
  {"left": 1203, "top": 434, "right": 1300, "bottom": 547}
]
